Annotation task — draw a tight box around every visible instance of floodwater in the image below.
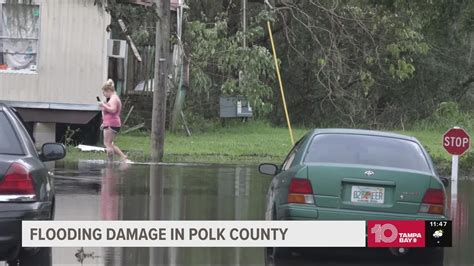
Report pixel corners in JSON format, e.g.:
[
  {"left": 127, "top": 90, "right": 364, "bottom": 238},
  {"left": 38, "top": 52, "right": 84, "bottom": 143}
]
[
  {"left": 52, "top": 161, "right": 270, "bottom": 266},
  {"left": 6, "top": 161, "right": 474, "bottom": 265}
]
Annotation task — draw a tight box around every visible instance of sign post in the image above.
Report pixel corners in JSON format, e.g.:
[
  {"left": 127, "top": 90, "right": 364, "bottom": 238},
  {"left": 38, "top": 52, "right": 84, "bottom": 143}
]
[
  {"left": 442, "top": 127, "right": 470, "bottom": 219},
  {"left": 450, "top": 153, "right": 459, "bottom": 220}
]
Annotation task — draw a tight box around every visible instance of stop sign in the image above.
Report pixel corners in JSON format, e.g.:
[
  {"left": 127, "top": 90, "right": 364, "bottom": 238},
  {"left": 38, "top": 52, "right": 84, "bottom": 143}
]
[{"left": 443, "top": 128, "right": 471, "bottom": 155}]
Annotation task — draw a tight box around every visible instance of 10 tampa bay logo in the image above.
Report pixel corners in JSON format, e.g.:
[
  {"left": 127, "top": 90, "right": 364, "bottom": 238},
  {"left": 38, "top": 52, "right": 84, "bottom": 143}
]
[{"left": 368, "top": 220, "right": 426, "bottom": 247}]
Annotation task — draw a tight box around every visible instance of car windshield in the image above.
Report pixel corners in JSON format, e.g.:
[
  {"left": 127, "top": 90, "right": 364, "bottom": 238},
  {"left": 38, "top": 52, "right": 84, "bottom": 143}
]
[
  {"left": 0, "top": 112, "right": 24, "bottom": 155},
  {"left": 304, "top": 134, "right": 430, "bottom": 172}
]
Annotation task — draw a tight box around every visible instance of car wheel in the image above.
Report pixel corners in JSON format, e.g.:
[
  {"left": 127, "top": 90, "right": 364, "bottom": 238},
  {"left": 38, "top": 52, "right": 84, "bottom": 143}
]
[
  {"left": 389, "top": 247, "right": 444, "bottom": 265},
  {"left": 264, "top": 247, "right": 275, "bottom": 266},
  {"left": 273, "top": 247, "right": 292, "bottom": 258},
  {"left": 12, "top": 247, "right": 52, "bottom": 266},
  {"left": 388, "top": 247, "right": 410, "bottom": 257},
  {"left": 412, "top": 248, "right": 444, "bottom": 265},
  {"left": 265, "top": 247, "right": 293, "bottom": 266},
  {"left": 264, "top": 206, "right": 292, "bottom": 262}
]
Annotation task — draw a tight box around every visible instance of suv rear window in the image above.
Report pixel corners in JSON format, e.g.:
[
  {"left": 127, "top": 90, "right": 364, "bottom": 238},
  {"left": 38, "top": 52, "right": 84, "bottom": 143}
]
[
  {"left": 304, "top": 134, "right": 430, "bottom": 172},
  {"left": 0, "top": 112, "right": 24, "bottom": 155}
]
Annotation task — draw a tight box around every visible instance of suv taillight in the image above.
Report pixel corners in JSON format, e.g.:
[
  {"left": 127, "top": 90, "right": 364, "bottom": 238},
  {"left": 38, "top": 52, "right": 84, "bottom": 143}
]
[
  {"left": 420, "top": 189, "right": 445, "bottom": 215},
  {"left": 0, "top": 163, "right": 35, "bottom": 195},
  {"left": 287, "top": 178, "right": 314, "bottom": 204}
]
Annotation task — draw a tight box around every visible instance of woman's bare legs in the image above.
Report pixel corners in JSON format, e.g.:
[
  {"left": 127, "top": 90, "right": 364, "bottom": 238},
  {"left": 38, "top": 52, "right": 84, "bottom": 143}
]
[
  {"left": 103, "top": 128, "right": 115, "bottom": 160},
  {"left": 112, "top": 143, "right": 127, "bottom": 160},
  {"left": 103, "top": 128, "right": 127, "bottom": 160}
]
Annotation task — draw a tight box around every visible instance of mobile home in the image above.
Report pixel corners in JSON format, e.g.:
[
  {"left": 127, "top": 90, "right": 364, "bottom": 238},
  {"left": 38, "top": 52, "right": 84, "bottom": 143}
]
[{"left": 0, "top": 0, "right": 111, "bottom": 146}]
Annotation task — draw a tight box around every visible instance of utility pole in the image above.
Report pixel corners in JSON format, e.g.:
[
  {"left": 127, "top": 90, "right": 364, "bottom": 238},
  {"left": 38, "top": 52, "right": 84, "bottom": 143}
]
[
  {"left": 151, "top": 0, "right": 171, "bottom": 162},
  {"left": 242, "top": 0, "right": 247, "bottom": 48}
]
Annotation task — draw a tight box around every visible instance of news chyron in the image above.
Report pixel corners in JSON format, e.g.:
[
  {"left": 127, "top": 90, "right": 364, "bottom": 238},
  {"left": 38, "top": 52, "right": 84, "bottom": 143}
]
[{"left": 22, "top": 220, "right": 452, "bottom": 248}]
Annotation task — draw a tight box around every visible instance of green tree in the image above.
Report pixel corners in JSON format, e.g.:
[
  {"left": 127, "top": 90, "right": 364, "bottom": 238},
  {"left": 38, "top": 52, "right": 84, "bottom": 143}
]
[
  {"left": 265, "top": 0, "right": 431, "bottom": 127},
  {"left": 183, "top": 8, "right": 275, "bottom": 118}
]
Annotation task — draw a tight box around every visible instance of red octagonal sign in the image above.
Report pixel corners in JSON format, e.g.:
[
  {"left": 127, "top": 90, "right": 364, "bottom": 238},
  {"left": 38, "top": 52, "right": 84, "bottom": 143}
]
[{"left": 443, "top": 128, "right": 471, "bottom": 155}]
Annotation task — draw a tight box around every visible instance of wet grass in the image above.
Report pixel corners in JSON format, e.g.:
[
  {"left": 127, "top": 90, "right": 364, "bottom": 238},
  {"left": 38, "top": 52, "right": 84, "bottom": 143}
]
[
  {"left": 65, "top": 121, "right": 308, "bottom": 164},
  {"left": 64, "top": 121, "right": 473, "bottom": 173}
]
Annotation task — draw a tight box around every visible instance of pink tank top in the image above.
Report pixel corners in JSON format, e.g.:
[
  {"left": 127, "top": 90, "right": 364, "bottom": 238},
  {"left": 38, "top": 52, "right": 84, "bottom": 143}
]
[{"left": 102, "top": 95, "right": 122, "bottom": 127}]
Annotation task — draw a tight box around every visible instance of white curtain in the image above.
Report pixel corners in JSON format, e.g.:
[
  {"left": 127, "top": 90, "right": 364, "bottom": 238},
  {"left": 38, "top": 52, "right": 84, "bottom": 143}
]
[{"left": 1, "top": 4, "right": 39, "bottom": 70}]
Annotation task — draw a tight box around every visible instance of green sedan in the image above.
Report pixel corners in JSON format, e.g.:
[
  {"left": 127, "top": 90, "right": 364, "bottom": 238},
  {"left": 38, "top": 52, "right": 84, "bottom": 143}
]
[{"left": 259, "top": 129, "right": 448, "bottom": 260}]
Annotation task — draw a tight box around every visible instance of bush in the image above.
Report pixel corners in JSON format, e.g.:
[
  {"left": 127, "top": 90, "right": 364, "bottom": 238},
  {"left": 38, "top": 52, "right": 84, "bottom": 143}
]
[
  {"left": 177, "top": 113, "right": 221, "bottom": 134},
  {"left": 460, "top": 151, "right": 474, "bottom": 173},
  {"left": 412, "top": 102, "right": 473, "bottom": 130}
]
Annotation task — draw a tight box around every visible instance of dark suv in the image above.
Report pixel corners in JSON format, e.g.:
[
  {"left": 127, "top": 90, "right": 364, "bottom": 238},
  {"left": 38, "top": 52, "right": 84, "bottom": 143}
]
[{"left": 0, "top": 103, "right": 65, "bottom": 265}]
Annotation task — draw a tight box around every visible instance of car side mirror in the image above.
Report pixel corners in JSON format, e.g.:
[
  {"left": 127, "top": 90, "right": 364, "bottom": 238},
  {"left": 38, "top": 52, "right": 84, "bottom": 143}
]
[
  {"left": 40, "top": 143, "right": 66, "bottom": 162},
  {"left": 440, "top": 176, "right": 449, "bottom": 188},
  {"left": 259, "top": 163, "right": 278, "bottom": 175}
]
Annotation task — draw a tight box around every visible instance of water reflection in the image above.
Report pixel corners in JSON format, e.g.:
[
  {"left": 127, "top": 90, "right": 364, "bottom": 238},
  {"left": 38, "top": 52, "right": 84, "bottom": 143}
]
[
  {"left": 50, "top": 162, "right": 473, "bottom": 266},
  {"left": 100, "top": 163, "right": 120, "bottom": 220},
  {"left": 445, "top": 177, "right": 473, "bottom": 266}
]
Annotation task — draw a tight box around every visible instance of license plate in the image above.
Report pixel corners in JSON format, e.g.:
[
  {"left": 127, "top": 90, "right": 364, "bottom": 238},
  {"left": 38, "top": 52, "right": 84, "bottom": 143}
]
[{"left": 351, "top": 186, "right": 385, "bottom": 204}]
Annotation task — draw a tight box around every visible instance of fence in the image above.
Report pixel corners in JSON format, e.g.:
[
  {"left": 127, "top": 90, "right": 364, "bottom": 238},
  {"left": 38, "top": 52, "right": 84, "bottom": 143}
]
[{"left": 124, "top": 45, "right": 155, "bottom": 95}]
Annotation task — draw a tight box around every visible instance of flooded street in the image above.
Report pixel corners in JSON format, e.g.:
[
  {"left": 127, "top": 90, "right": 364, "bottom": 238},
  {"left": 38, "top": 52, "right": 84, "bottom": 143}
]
[
  {"left": 23, "top": 162, "right": 474, "bottom": 265},
  {"left": 52, "top": 161, "right": 269, "bottom": 265}
]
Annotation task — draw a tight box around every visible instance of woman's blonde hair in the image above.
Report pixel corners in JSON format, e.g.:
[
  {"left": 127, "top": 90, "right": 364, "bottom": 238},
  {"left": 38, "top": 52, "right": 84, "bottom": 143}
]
[{"left": 102, "top": 79, "right": 115, "bottom": 91}]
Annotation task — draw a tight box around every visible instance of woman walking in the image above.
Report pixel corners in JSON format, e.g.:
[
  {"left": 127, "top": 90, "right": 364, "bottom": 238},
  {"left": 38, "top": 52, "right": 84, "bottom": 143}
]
[{"left": 99, "top": 79, "right": 131, "bottom": 162}]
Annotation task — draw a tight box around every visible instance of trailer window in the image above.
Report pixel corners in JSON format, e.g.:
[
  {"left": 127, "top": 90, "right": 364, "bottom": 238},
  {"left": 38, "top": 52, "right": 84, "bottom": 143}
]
[{"left": 0, "top": 3, "right": 40, "bottom": 74}]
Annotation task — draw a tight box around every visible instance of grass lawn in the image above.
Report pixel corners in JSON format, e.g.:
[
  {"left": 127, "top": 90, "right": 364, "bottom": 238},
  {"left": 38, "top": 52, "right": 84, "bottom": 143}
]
[
  {"left": 65, "top": 121, "right": 473, "bottom": 173},
  {"left": 66, "top": 122, "right": 308, "bottom": 164}
]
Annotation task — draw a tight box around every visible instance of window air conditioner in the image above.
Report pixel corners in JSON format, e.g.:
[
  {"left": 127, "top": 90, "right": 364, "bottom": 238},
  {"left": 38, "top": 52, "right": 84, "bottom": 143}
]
[{"left": 107, "top": 39, "right": 127, "bottom": 59}]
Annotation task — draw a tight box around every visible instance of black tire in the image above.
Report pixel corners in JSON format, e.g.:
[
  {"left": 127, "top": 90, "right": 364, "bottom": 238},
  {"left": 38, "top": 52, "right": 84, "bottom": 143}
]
[
  {"left": 390, "top": 248, "right": 444, "bottom": 265},
  {"left": 264, "top": 247, "right": 275, "bottom": 266},
  {"left": 265, "top": 206, "right": 292, "bottom": 262},
  {"left": 5, "top": 246, "right": 21, "bottom": 265},
  {"left": 265, "top": 247, "right": 293, "bottom": 266},
  {"left": 8, "top": 204, "right": 54, "bottom": 266},
  {"left": 413, "top": 248, "right": 444, "bottom": 265},
  {"left": 15, "top": 247, "right": 52, "bottom": 266},
  {"left": 273, "top": 247, "right": 292, "bottom": 259}
]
